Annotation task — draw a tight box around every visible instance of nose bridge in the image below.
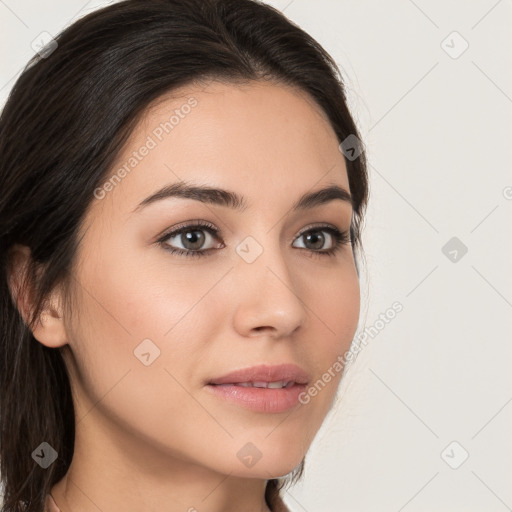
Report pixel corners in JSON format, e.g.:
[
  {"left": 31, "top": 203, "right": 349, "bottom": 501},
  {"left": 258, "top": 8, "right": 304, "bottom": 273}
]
[{"left": 231, "top": 231, "right": 308, "bottom": 337}]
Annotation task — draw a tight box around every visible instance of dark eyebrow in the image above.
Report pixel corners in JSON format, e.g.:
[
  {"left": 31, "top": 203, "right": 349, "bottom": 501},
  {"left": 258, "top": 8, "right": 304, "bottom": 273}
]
[{"left": 131, "top": 181, "right": 353, "bottom": 214}]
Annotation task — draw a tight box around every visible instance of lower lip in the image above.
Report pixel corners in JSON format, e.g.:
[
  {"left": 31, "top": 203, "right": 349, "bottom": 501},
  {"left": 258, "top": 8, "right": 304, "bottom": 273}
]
[{"left": 205, "top": 383, "right": 307, "bottom": 413}]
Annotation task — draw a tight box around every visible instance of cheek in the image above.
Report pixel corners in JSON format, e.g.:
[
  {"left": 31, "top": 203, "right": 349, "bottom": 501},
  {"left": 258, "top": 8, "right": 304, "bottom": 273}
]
[
  {"left": 66, "top": 250, "right": 234, "bottom": 463},
  {"left": 69, "top": 242, "right": 229, "bottom": 390},
  {"left": 303, "top": 261, "right": 360, "bottom": 360},
  {"left": 328, "top": 271, "right": 360, "bottom": 352},
  {"left": 84, "top": 242, "right": 226, "bottom": 339},
  {"left": 297, "top": 265, "right": 360, "bottom": 412}
]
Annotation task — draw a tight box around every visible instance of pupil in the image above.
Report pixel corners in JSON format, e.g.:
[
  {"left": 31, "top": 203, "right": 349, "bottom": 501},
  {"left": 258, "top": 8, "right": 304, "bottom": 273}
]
[
  {"left": 305, "top": 232, "right": 324, "bottom": 250},
  {"left": 182, "top": 230, "right": 204, "bottom": 250}
]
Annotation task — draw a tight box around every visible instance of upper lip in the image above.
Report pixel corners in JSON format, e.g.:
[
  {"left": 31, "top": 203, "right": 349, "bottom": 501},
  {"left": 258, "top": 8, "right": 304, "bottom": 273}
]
[{"left": 207, "top": 363, "right": 310, "bottom": 385}]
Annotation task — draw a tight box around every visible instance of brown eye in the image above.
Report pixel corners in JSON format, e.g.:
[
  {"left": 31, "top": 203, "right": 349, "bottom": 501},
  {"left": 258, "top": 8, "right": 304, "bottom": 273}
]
[
  {"left": 302, "top": 231, "right": 328, "bottom": 251},
  {"left": 157, "top": 220, "right": 224, "bottom": 258},
  {"left": 175, "top": 229, "right": 206, "bottom": 250},
  {"left": 292, "top": 226, "right": 351, "bottom": 257}
]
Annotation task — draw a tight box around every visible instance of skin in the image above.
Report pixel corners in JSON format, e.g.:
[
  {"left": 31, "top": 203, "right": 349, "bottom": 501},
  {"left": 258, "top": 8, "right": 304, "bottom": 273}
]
[{"left": 11, "top": 79, "right": 360, "bottom": 512}]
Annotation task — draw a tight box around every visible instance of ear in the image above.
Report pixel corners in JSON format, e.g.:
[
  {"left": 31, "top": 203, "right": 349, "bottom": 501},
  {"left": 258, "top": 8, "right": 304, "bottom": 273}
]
[{"left": 7, "top": 244, "right": 68, "bottom": 348}]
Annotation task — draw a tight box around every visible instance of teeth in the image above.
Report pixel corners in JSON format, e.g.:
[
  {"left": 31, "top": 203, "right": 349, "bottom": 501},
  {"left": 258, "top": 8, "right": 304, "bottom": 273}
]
[
  {"left": 267, "top": 381, "right": 285, "bottom": 389},
  {"left": 234, "top": 380, "right": 290, "bottom": 388}
]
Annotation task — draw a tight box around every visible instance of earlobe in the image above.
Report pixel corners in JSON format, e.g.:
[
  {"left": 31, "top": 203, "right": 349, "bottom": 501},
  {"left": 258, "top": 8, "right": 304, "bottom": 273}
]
[{"left": 7, "top": 244, "right": 68, "bottom": 348}]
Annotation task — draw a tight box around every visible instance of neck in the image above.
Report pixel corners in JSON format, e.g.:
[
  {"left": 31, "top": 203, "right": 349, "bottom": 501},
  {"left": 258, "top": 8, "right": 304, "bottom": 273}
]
[{"left": 49, "top": 417, "right": 273, "bottom": 512}]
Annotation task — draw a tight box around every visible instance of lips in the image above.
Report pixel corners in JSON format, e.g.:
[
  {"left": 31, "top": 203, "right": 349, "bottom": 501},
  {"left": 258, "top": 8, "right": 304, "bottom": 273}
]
[
  {"left": 205, "top": 363, "right": 311, "bottom": 413},
  {"left": 207, "top": 363, "right": 310, "bottom": 387}
]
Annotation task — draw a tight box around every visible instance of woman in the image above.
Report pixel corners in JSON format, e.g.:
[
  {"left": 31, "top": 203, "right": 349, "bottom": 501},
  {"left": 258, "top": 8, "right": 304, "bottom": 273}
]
[{"left": 0, "top": 1, "right": 369, "bottom": 510}]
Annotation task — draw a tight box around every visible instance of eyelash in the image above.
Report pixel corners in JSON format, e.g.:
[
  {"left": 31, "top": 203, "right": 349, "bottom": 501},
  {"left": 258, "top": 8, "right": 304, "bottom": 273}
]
[{"left": 156, "top": 220, "right": 351, "bottom": 259}]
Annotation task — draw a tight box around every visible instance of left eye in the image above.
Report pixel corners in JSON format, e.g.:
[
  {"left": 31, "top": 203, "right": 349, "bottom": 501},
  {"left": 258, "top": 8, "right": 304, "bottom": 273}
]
[{"left": 292, "top": 228, "right": 337, "bottom": 251}]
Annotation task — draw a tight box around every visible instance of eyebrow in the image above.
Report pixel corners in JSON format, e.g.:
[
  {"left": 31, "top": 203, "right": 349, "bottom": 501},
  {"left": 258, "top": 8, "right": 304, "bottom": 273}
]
[{"left": 131, "top": 181, "right": 353, "bottom": 214}]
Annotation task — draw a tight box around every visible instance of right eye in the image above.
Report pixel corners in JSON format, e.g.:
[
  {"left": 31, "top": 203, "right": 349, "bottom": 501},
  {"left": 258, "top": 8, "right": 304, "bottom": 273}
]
[{"left": 157, "top": 220, "right": 224, "bottom": 258}]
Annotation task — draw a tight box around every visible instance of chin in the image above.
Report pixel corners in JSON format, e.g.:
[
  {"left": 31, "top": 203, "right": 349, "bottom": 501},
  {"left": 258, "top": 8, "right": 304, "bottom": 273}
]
[
  {"left": 226, "top": 437, "right": 309, "bottom": 480},
  {"left": 229, "top": 457, "right": 304, "bottom": 480}
]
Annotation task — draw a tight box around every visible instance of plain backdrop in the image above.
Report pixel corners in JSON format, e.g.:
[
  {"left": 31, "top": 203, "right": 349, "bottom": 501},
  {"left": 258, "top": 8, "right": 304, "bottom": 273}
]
[{"left": 1, "top": 1, "right": 511, "bottom": 511}]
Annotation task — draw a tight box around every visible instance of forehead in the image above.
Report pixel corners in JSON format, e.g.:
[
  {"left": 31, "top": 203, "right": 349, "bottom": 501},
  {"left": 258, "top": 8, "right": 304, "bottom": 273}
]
[{"left": 89, "top": 80, "right": 350, "bottom": 223}]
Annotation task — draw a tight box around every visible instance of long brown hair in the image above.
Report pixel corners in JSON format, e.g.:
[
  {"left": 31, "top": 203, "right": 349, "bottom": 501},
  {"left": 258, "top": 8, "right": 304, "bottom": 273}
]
[{"left": 0, "top": 1, "right": 369, "bottom": 510}]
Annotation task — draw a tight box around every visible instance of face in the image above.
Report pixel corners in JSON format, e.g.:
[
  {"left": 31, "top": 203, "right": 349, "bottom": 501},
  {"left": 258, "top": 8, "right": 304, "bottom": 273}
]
[{"left": 59, "top": 79, "right": 360, "bottom": 479}]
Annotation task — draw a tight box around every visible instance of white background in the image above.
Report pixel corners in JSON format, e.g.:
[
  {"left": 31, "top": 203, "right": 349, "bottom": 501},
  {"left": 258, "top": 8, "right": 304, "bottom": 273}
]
[{"left": 1, "top": 1, "right": 511, "bottom": 511}]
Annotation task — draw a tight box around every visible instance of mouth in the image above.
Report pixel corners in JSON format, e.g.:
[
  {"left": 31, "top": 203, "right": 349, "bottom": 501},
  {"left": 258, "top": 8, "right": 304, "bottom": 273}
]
[{"left": 205, "top": 364, "right": 310, "bottom": 413}]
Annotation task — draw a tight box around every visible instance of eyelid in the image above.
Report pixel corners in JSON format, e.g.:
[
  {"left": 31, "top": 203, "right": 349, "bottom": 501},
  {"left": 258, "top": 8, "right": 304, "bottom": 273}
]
[
  {"left": 156, "top": 219, "right": 221, "bottom": 241},
  {"left": 293, "top": 221, "right": 344, "bottom": 239},
  {"left": 156, "top": 220, "right": 345, "bottom": 243}
]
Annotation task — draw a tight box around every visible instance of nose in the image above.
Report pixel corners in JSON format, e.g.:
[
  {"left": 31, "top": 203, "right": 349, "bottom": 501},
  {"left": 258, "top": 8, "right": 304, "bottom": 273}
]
[{"left": 231, "top": 239, "right": 308, "bottom": 339}]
